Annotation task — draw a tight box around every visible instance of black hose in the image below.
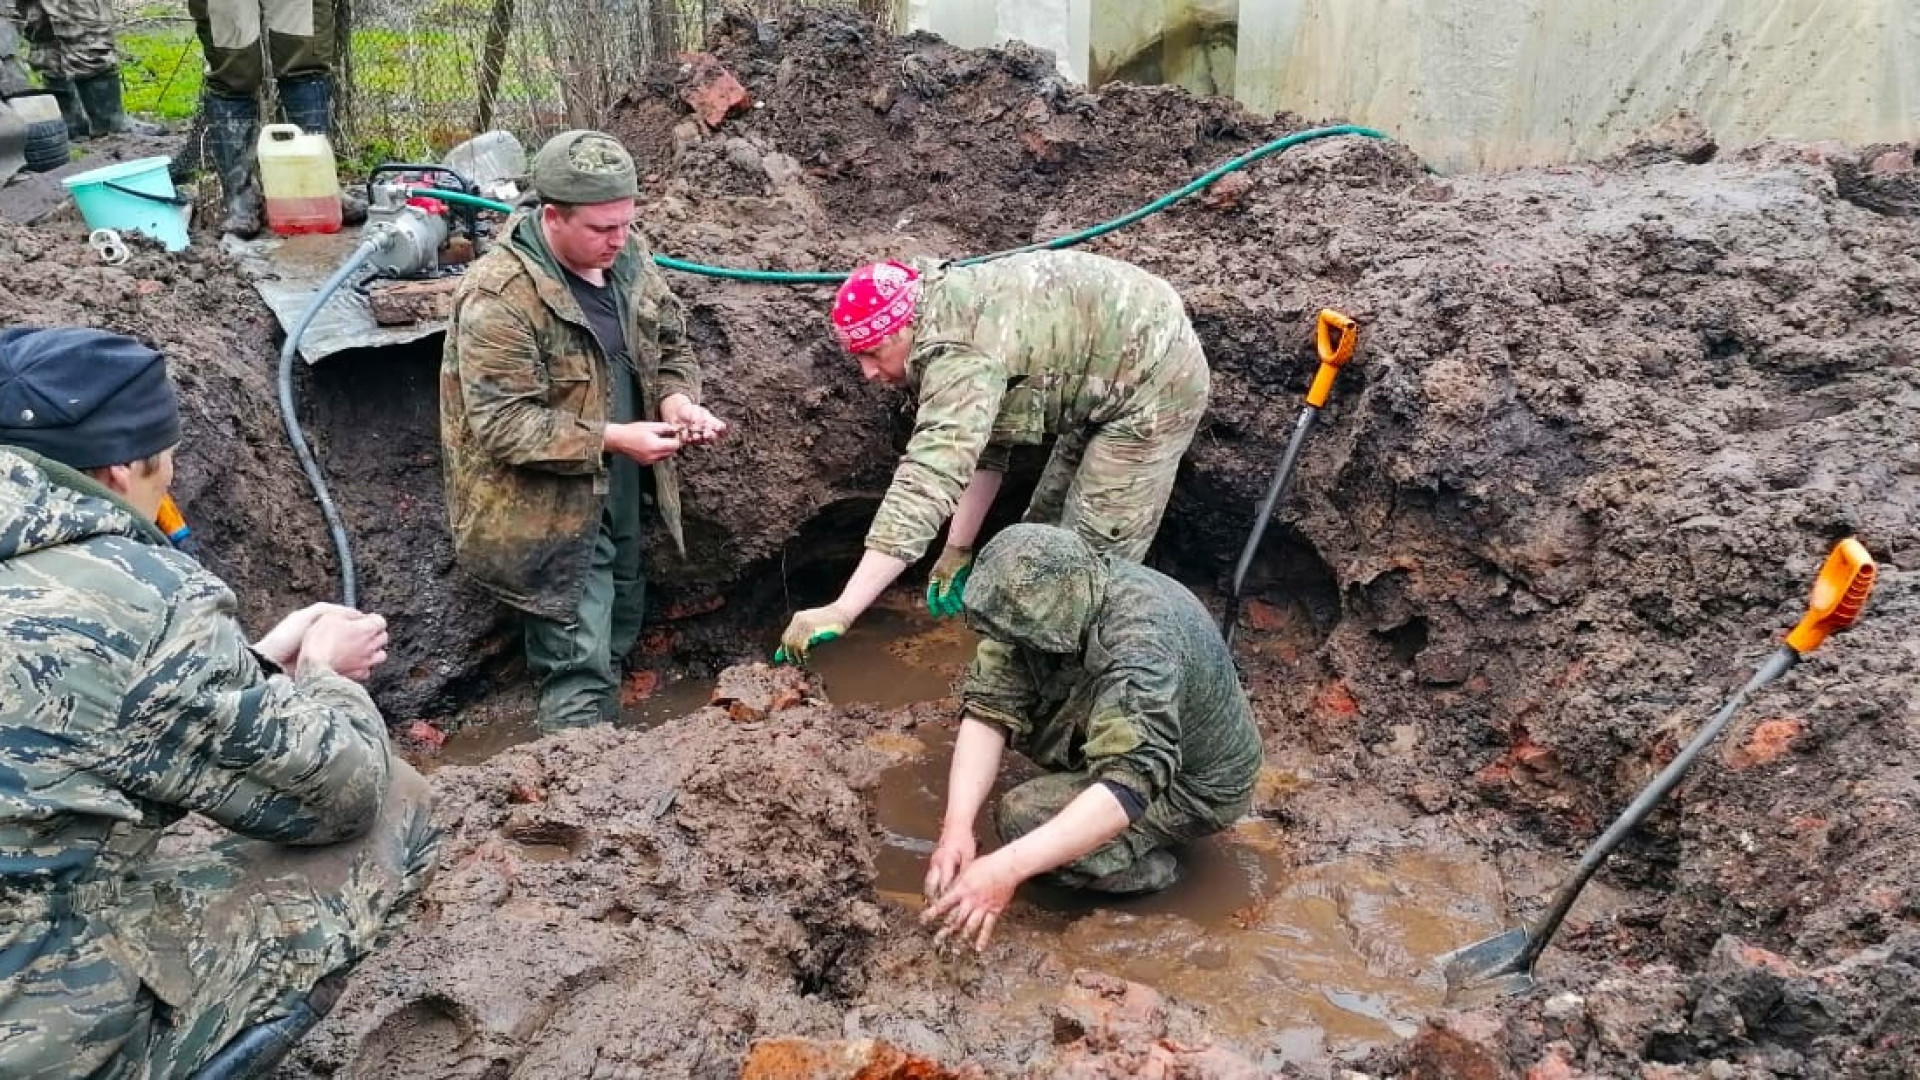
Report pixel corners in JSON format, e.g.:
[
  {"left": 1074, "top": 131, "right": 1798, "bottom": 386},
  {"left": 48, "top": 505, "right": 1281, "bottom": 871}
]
[{"left": 277, "top": 236, "right": 384, "bottom": 608}]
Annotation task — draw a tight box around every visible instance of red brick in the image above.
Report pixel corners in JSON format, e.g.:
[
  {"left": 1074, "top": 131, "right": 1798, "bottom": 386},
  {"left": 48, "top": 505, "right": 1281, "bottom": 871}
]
[
  {"left": 1725, "top": 717, "right": 1805, "bottom": 770},
  {"left": 677, "top": 53, "right": 750, "bottom": 128}
]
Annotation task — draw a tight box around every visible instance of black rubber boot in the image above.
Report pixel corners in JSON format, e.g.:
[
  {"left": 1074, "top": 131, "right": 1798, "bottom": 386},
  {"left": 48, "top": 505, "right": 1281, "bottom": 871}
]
[
  {"left": 40, "top": 75, "right": 87, "bottom": 141},
  {"left": 202, "top": 91, "right": 262, "bottom": 238},
  {"left": 188, "top": 970, "right": 349, "bottom": 1080},
  {"left": 275, "top": 74, "right": 332, "bottom": 137},
  {"left": 277, "top": 75, "right": 364, "bottom": 226},
  {"left": 73, "top": 68, "right": 163, "bottom": 137}
]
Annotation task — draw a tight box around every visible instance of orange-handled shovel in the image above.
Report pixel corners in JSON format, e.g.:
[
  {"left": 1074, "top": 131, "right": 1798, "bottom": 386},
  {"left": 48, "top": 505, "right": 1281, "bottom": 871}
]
[
  {"left": 1223, "top": 309, "right": 1357, "bottom": 647},
  {"left": 1439, "top": 538, "right": 1878, "bottom": 1002}
]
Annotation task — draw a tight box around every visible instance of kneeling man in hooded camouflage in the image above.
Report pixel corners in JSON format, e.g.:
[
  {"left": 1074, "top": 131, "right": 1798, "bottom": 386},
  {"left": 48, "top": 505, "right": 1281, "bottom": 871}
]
[
  {"left": 0, "top": 328, "right": 439, "bottom": 1078},
  {"left": 921, "top": 524, "right": 1262, "bottom": 950}
]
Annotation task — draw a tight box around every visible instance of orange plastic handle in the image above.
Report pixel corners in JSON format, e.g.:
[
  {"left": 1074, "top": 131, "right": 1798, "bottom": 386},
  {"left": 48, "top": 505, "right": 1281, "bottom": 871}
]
[
  {"left": 156, "top": 495, "right": 186, "bottom": 536},
  {"left": 1306, "top": 309, "right": 1358, "bottom": 408},
  {"left": 1784, "top": 538, "right": 1876, "bottom": 654}
]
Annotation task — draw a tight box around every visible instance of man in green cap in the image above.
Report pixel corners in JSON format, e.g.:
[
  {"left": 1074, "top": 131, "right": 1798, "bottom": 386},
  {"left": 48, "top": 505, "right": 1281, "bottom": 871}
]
[
  {"left": 919, "top": 524, "right": 1262, "bottom": 951},
  {"left": 442, "top": 128, "right": 726, "bottom": 732}
]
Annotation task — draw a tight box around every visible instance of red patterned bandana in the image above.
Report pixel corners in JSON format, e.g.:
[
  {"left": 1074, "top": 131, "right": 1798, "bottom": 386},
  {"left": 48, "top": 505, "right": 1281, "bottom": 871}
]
[{"left": 832, "top": 260, "right": 921, "bottom": 352}]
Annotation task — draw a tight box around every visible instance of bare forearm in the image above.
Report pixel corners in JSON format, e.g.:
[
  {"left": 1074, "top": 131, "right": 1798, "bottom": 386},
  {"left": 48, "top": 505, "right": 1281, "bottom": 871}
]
[
  {"left": 833, "top": 549, "right": 909, "bottom": 617},
  {"left": 941, "top": 716, "right": 1008, "bottom": 837},
  {"left": 945, "top": 469, "right": 1004, "bottom": 550},
  {"left": 996, "top": 784, "right": 1132, "bottom": 882}
]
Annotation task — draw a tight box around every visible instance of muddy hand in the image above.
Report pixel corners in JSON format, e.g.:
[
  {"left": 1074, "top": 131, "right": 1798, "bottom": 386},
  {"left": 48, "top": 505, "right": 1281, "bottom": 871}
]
[
  {"left": 925, "top": 545, "right": 973, "bottom": 618},
  {"left": 924, "top": 834, "right": 976, "bottom": 901},
  {"left": 661, "top": 395, "right": 728, "bottom": 445},
  {"left": 921, "top": 853, "right": 1017, "bottom": 953},
  {"left": 773, "top": 604, "right": 851, "bottom": 664}
]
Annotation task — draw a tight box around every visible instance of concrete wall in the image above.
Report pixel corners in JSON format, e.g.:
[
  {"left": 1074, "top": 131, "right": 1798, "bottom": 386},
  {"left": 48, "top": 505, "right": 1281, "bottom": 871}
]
[
  {"left": 1235, "top": 0, "right": 1920, "bottom": 172},
  {"left": 897, "top": 0, "right": 1090, "bottom": 82}
]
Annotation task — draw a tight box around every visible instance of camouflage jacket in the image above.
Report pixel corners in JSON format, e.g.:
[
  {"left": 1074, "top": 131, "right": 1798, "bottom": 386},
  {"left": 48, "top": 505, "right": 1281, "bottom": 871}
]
[
  {"left": 440, "top": 210, "right": 700, "bottom": 620},
  {"left": 962, "top": 524, "right": 1260, "bottom": 824},
  {"left": 865, "top": 250, "right": 1204, "bottom": 563},
  {"left": 0, "top": 448, "right": 393, "bottom": 1073}
]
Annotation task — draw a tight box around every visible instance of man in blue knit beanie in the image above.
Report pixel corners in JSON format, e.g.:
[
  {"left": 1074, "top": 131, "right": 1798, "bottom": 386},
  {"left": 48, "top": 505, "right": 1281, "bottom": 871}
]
[{"left": 0, "top": 327, "right": 439, "bottom": 1079}]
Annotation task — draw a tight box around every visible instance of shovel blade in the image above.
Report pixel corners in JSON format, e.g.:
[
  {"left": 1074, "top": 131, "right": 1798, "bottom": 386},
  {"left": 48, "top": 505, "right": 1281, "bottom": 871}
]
[{"left": 1438, "top": 926, "right": 1539, "bottom": 1004}]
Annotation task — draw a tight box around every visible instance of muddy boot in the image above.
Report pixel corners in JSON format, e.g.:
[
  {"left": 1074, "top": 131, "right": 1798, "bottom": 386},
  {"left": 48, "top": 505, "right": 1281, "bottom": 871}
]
[
  {"left": 203, "top": 91, "right": 262, "bottom": 238},
  {"left": 169, "top": 106, "right": 210, "bottom": 183},
  {"left": 1077, "top": 849, "right": 1180, "bottom": 896},
  {"left": 40, "top": 75, "right": 88, "bottom": 142},
  {"left": 276, "top": 74, "right": 363, "bottom": 225},
  {"left": 73, "top": 68, "right": 164, "bottom": 137}
]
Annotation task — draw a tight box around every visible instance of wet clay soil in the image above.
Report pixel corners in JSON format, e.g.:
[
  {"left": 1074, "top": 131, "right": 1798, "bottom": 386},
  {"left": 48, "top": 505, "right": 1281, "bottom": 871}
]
[{"left": 5, "top": 7, "right": 1917, "bottom": 1077}]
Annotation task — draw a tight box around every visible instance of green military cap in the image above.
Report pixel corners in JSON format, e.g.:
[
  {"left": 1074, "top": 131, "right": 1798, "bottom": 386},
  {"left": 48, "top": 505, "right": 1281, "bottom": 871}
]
[{"left": 530, "top": 129, "right": 637, "bottom": 204}]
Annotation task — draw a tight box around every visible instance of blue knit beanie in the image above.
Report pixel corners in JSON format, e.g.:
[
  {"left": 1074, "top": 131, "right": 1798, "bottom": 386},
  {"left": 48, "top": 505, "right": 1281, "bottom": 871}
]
[{"left": 0, "top": 327, "right": 181, "bottom": 470}]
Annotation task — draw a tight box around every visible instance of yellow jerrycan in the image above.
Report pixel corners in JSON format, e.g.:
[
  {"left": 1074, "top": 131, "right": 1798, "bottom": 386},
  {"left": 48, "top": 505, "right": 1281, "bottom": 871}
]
[{"left": 256, "top": 122, "right": 342, "bottom": 235}]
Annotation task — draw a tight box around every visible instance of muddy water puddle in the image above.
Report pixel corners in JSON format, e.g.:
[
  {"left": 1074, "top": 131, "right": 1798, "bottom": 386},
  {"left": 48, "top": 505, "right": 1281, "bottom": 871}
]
[
  {"left": 870, "top": 722, "right": 1512, "bottom": 1065},
  {"left": 437, "top": 594, "right": 977, "bottom": 767}
]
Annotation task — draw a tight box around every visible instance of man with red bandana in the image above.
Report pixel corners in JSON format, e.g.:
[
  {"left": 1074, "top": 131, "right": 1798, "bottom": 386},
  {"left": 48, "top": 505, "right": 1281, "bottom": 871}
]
[{"left": 777, "top": 250, "right": 1211, "bottom": 661}]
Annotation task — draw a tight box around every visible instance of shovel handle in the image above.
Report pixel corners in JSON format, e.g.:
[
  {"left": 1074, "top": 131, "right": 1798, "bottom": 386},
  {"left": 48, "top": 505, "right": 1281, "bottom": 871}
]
[
  {"left": 1306, "top": 309, "right": 1357, "bottom": 407},
  {"left": 1785, "top": 538, "right": 1876, "bottom": 654}
]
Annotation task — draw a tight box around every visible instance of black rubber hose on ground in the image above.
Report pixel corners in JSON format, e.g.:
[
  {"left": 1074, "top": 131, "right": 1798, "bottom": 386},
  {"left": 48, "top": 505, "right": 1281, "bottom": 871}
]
[{"left": 278, "top": 236, "right": 385, "bottom": 609}]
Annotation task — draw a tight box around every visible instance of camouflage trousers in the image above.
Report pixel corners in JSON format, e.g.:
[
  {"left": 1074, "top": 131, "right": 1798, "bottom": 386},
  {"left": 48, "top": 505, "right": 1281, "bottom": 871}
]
[
  {"left": 186, "top": 0, "right": 335, "bottom": 97},
  {"left": 994, "top": 765, "right": 1248, "bottom": 888},
  {"left": 0, "top": 764, "right": 440, "bottom": 1079},
  {"left": 10, "top": 0, "right": 116, "bottom": 80},
  {"left": 1022, "top": 331, "right": 1210, "bottom": 562}
]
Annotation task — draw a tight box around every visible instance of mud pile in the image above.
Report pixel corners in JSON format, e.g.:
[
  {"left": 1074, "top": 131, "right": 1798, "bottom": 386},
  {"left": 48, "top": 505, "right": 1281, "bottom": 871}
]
[{"left": 0, "top": 222, "right": 325, "bottom": 629}]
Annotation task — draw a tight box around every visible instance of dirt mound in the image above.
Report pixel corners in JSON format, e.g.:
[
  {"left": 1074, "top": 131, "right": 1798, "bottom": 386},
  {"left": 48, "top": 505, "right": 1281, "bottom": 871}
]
[
  {"left": 0, "top": 221, "right": 327, "bottom": 630},
  {"left": 288, "top": 666, "right": 1267, "bottom": 1078}
]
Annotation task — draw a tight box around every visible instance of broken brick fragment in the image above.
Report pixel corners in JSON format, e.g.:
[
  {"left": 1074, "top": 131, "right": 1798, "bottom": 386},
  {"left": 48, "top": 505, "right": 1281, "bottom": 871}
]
[
  {"left": 738, "top": 1037, "right": 966, "bottom": 1080},
  {"left": 1724, "top": 717, "right": 1805, "bottom": 770},
  {"left": 678, "top": 53, "right": 750, "bottom": 128},
  {"left": 402, "top": 719, "right": 447, "bottom": 751}
]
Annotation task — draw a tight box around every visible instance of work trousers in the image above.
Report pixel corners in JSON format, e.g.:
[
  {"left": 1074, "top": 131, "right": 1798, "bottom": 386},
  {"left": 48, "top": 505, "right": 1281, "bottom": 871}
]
[
  {"left": 12, "top": 0, "right": 115, "bottom": 80},
  {"left": 187, "top": 0, "right": 335, "bottom": 97},
  {"left": 1021, "top": 330, "right": 1210, "bottom": 562},
  {"left": 0, "top": 765, "right": 440, "bottom": 1079},
  {"left": 523, "top": 464, "right": 647, "bottom": 733}
]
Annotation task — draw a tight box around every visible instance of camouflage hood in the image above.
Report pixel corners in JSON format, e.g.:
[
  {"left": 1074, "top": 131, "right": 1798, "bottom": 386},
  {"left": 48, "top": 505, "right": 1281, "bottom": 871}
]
[
  {"left": 964, "top": 523, "right": 1113, "bottom": 654},
  {"left": 0, "top": 447, "right": 164, "bottom": 563}
]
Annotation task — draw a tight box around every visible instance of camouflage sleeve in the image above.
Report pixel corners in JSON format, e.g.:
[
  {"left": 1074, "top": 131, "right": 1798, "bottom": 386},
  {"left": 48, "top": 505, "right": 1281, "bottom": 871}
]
[
  {"left": 1079, "top": 641, "right": 1183, "bottom": 804},
  {"left": 643, "top": 259, "right": 701, "bottom": 405},
  {"left": 864, "top": 347, "right": 1006, "bottom": 562},
  {"left": 960, "top": 638, "right": 1037, "bottom": 740},
  {"left": 119, "top": 571, "right": 393, "bottom": 846},
  {"left": 454, "top": 290, "right": 606, "bottom": 474},
  {"left": 976, "top": 442, "right": 1012, "bottom": 473}
]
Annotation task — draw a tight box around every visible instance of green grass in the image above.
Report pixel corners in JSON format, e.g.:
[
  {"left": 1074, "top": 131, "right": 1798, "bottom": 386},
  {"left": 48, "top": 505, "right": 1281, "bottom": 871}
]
[{"left": 118, "top": 24, "right": 203, "bottom": 121}]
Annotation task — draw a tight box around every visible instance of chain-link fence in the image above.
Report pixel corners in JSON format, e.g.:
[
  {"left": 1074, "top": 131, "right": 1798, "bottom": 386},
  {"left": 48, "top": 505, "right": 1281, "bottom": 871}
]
[{"left": 89, "top": 0, "right": 889, "bottom": 165}]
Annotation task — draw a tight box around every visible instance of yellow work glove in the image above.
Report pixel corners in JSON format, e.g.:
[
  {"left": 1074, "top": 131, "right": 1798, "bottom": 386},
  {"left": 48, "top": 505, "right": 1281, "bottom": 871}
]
[
  {"left": 925, "top": 545, "right": 974, "bottom": 618},
  {"left": 774, "top": 604, "right": 852, "bottom": 663}
]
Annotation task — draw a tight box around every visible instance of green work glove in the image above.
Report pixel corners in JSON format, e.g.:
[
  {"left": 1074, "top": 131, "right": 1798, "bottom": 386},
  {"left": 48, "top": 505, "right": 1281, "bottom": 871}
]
[
  {"left": 774, "top": 604, "right": 852, "bottom": 664},
  {"left": 925, "top": 545, "right": 974, "bottom": 618}
]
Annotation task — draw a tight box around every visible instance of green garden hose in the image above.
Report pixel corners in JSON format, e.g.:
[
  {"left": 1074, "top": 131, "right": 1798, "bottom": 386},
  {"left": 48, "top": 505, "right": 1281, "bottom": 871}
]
[{"left": 406, "top": 123, "right": 1387, "bottom": 284}]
